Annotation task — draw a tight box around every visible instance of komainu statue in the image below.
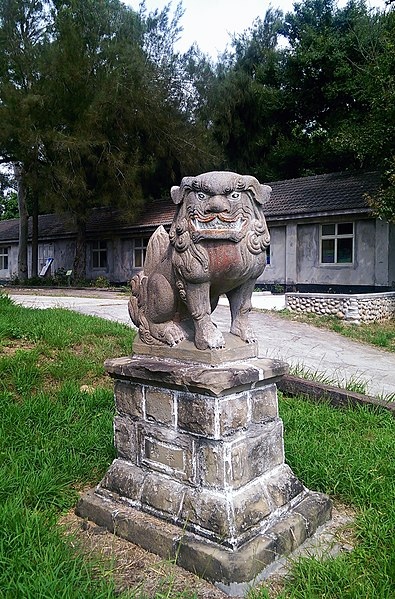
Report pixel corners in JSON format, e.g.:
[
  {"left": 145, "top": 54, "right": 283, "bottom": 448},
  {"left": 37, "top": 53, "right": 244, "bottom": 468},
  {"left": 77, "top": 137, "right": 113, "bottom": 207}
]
[{"left": 129, "top": 171, "right": 271, "bottom": 350}]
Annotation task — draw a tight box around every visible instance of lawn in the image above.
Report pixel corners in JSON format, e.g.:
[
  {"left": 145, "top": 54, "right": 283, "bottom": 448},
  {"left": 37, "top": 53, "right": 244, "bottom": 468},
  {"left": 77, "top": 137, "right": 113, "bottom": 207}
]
[{"left": 1, "top": 293, "right": 395, "bottom": 598}]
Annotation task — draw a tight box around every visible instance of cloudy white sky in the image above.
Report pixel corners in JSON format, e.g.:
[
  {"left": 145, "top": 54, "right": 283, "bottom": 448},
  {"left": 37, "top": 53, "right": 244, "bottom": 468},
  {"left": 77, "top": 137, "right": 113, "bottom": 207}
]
[{"left": 125, "top": 0, "right": 388, "bottom": 58}]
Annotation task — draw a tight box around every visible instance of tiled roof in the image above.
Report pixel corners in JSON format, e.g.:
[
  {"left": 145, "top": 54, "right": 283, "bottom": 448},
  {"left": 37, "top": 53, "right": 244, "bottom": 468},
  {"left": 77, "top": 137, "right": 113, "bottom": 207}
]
[
  {"left": 0, "top": 201, "right": 176, "bottom": 242},
  {"left": 0, "top": 171, "right": 380, "bottom": 243},
  {"left": 265, "top": 170, "right": 380, "bottom": 218}
]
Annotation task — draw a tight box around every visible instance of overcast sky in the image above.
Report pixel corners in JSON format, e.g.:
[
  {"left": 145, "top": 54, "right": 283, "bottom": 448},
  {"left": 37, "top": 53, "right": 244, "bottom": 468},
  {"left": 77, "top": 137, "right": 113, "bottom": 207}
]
[{"left": 124, "top": 0, "right": 388, "bottom": 59}]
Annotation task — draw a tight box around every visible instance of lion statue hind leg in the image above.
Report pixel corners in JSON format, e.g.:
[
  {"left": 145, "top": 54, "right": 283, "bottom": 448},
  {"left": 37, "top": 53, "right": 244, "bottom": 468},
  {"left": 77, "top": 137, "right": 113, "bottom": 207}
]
[{"left": 129, "top": 226, "right": 186, "bottom": 346}]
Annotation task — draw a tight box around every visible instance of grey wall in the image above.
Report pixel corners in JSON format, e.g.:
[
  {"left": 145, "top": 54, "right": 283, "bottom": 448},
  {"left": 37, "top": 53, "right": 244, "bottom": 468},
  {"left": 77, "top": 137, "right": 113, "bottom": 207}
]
[
  {"left": 389, "top": 224, "right": 395, "bottom": 288},
  {"left": 257, "top": 218, "right": 391, "bottom": 289},
  {"left": 2, "top": 217, "right": 393, "bottom": 289},
  {"left": 257, "top": 226, "right": 286, "bottom": 285},
  {"left": 295, "top": 219, "right": 378, "bottom": 287}
]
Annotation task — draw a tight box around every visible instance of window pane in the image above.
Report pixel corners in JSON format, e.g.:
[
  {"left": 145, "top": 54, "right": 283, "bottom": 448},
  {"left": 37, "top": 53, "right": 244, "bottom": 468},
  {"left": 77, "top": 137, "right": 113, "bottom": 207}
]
[
  {"left": 0, "top": 248, "right": 7, "bottom": 270},
  {"left": 322, "top": 239, "right": 335, "bottom": 263},
  {"left": 99, "top": 253, "right": 107, "bottom": 268},
  {"left": 337, "top": 237, "right": 353, "bottom": 263},
  {"left": 92, "top": 241, "right": 107, "bottom": 268},
  {"left": 135, "top": 251, "right": 143, "bottom": 267},
  {"left": 266, "top": 245, "right": 270, "bottom": 265},
  {"left": 322, "top": 224, "right": 335, "bottom": 236},
  {"left": 134, "top": 238, "right": 149, "bottom": 267},
  {"left": 338, "top": 223, "right": 353, "bottom": 235}
]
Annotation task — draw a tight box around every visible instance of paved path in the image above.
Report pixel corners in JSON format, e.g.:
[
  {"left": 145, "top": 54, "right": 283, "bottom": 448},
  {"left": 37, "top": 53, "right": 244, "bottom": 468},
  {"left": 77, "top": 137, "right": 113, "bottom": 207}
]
[{"left": 9, "top": 292, "right": 395, "bottom": 399}]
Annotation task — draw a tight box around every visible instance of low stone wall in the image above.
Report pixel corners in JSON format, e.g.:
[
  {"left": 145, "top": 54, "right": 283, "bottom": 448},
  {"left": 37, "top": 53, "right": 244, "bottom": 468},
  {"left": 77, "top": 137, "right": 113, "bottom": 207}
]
[{"left": 286, "top": 291, "right": 395, "bottom": 323}]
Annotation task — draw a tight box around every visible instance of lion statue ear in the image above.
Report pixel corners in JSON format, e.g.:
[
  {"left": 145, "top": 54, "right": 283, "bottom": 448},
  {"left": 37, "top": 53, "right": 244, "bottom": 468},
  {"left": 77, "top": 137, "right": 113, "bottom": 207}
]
[
  {"left": 171, "top": 176, "right": 195, "bottom": 205},
  {"left": 170, "top": 185, "right": 182, "bottom": 205},
  {"left": 243, "top": 176, "right": 272, "bottom": 205}
]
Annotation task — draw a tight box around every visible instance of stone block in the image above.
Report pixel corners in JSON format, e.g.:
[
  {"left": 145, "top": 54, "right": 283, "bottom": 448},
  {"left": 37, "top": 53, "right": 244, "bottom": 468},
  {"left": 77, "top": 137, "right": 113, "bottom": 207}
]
[
  {"left": 141, "top": 472, "right": 185, "bottom": 517},
  {"left": 99, "top": 459, "right": 145, "bottom": 502},
  {"left": 250, "top": 384, "right": 278, "bottom": 421},
  {"left": 114, "top": 380, "right": 143, "bottom": 418},
  {"left": 177, "top": 392, "right": 217, "bottom": 437},
  {"left": 113, "top": 507, "right": 178, "bottom": 558},
  {"left": 227, "top": 420, "right": 284, "bottom": 489},
  {"left": 113, "top": 415, "right": 137, "bottom": 461},
  {"left": 198, "top": 440, "right": 226, "bottom": 488},
  {"left": 133, "top": 332, "right": 258, "bottom": 365},
  {"left": 218, "top": 393, "right": 249, "bottom": 436},
  {"left": 138, "top": 422, "right": 195, "bottom": 482},
  {"left": 181, "top": 488, "right": 232, "bottom": 541},
  {"left": 105, "top": 355, "right": 289, "bottom": 397},
  {"left": 176, "top": 532, "right": 278, "bottom": 587},
  {"left": 145, "top": 386, "right": 174, "bottom": 425},
  {"left": 198, "top": 421, "right": 284, "bottom": 490},
  {"left": 264, "top": 464, "right": 305, "bottom": 509},
  {"left": 294, "top": 491, "right": 333, "bottom": 534},
  {"left": 75, "top": 488, "right": 115, "bottom": 532},
  {"left": 267, "top": 512, "right": 308, "bottom": 555},
  {"left": 232, "top": 482, "right": 271, "bottom": 537}
]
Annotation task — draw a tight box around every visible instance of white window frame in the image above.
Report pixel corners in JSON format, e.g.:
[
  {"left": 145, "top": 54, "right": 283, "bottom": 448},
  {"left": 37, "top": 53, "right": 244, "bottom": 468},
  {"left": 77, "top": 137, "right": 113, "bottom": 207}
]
[
  {"left": 320, "top": 222, "right": 354, "bottom": 265},
  {"left": 133, "top": 237, "right": 149, "bottom": 268},
  {"left": 0, "top": 246, "right": 8, "bottom": 270},
  {"left": 92, "top": 240, "right": 108, "bottom": 269}
]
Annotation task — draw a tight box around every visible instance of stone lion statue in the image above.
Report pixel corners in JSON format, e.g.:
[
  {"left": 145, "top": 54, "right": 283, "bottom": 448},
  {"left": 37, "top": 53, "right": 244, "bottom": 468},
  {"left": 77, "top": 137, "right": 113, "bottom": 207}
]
[{"left": 129, "top": 171, "right": 271, "bottom": 350}]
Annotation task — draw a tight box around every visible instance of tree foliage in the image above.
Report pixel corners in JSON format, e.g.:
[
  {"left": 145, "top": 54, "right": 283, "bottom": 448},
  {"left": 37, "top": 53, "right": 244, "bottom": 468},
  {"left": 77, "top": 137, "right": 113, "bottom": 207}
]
[
  {"left": 0, "top": 0, "right": 220, "bottom": 279},
  {"left": 193, "top": 0, "right": 394, "bottom": 219},
  {"left": 0, "top": 191, "right": 18, "bottom": 220},
  {"left": 1, "top": 0, "right": 395, "bottom": 277}
]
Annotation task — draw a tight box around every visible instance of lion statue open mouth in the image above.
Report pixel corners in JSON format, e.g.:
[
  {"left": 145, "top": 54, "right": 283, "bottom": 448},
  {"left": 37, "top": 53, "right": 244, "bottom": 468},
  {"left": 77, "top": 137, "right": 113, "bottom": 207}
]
[{"left": 128, "top": 171, "right": 271, "bottom": 350}]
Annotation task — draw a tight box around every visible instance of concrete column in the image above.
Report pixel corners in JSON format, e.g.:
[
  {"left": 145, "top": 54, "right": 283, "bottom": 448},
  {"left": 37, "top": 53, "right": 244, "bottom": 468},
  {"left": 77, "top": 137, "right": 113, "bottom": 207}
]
[
  {"left": 285, "top": 224, "right": 298, "bottom": 287},
  {"left": 374, "top": 219, "right": 390, "bottom": 287}
]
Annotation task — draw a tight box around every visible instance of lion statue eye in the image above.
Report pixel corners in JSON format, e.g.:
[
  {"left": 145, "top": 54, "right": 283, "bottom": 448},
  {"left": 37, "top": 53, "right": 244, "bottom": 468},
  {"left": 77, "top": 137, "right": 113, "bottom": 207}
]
[
  {"left": 197, "top": 192, "right": 208, "bottom": 200},
  {"left": 229, "top": 191, "right": 241, "bottom": 200}
]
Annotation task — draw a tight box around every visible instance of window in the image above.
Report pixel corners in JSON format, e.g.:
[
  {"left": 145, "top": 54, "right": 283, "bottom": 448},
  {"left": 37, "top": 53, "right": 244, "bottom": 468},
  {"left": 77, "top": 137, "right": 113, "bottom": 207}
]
[
  {"left": 134, "top": 237, "right": 149, "bottom": 268},
  {"left": 0, "top": 247, "right": 8, "bottom": 270},
  {"left": 265, "top": 245, "right": 271, "bottom": 265},
  {"left": 92, "top": 241, "right": 107, "bottom": 269},
  {"left": 320, "top": 223, "right": 354, "bottom": 264}
]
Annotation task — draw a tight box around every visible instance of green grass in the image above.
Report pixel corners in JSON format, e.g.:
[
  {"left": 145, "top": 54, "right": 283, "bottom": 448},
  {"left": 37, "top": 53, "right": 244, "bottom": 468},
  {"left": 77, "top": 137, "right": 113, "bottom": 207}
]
[
  {"left": 253, "top": 396, "right": 395, "bottom": 598},
  {"left": 2, "top": 293, "right": 395, "bottom": 598},
  {"left": 0, "top": 293, "right": 134, "bottom": 598},
  {"left": 276, "top": 310, "right": 395, "bottom": 352},
  {"left": 288, "top": 362, "right": 371, "bottom": 396}
]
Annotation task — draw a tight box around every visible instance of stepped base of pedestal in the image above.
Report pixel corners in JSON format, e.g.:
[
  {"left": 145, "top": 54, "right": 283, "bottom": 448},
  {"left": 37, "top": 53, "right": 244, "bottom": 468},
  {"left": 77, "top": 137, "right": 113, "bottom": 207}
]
[{"left": 76, "top": 486, "right": 331, "bottom": 597}]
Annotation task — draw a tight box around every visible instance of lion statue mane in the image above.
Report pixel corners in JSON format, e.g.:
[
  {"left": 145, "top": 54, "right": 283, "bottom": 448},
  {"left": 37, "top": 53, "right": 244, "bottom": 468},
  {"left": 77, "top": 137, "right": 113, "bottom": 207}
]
[{"left": 128, "top": 171, "right": 271, "bottom": 350}]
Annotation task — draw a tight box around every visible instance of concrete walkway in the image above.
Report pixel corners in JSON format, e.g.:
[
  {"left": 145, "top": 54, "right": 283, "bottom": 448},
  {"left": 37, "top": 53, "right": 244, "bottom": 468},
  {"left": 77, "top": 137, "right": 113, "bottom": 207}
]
[{"left": 9, "top": 292, "right": 395, "bottom": 399}]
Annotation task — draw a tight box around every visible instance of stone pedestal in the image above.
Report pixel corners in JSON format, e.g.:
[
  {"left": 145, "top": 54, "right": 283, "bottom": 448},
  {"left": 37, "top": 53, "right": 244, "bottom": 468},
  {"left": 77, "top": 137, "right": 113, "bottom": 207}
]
[{"left": 76, "top": 338, "right": 331, "bottom": 596}]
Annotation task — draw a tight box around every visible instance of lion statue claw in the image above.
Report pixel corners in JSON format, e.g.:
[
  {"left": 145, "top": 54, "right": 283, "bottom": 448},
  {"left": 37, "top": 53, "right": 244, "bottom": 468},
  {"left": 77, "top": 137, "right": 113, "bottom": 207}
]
[{"left": 129, "top": 171, "right": 271, "bottom": 350}]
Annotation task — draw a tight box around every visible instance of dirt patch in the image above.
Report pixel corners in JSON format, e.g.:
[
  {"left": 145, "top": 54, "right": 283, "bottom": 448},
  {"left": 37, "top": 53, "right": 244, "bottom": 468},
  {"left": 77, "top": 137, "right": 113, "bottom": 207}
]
[
  {"left": 60, "top": 510, "right": 228, "bottom": 598},
  {"left": 0, "top": 340, "right": 37, "bottom": 355}
]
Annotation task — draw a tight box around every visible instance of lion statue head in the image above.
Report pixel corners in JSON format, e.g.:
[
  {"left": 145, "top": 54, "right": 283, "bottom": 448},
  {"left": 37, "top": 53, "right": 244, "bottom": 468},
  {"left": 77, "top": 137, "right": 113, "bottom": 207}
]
[{"left": 169, "top": 171, "right": 271, "bottom": 255}]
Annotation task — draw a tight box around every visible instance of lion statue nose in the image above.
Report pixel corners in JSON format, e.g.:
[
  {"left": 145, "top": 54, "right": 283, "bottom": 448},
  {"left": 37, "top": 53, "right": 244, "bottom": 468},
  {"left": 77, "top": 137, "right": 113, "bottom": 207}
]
[{"left": 206, "top": 194, "right": 230, "bottom": 213}]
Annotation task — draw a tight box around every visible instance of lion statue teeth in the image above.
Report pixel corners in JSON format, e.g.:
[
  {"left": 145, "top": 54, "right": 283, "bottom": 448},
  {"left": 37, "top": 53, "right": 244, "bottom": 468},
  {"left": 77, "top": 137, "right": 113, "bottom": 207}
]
[{"left": 128, "top": 171, "right": 271, "bottom": 351}]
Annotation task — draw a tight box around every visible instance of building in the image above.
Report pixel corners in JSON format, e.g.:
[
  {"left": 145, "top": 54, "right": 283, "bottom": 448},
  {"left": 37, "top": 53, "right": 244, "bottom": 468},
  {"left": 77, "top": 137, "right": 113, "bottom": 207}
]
[{"left": 1, "top": 171, "right": 394, "bottom": 292}]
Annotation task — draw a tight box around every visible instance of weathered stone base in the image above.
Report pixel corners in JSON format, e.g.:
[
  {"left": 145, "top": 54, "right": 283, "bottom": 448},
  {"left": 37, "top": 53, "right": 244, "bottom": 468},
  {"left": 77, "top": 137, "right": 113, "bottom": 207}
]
[
  {"left": 76, "top": 349, "right": 332, "bottom": 594},
  {"left": 76, "top": 487, "right": 331, "bottom": 596}
]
